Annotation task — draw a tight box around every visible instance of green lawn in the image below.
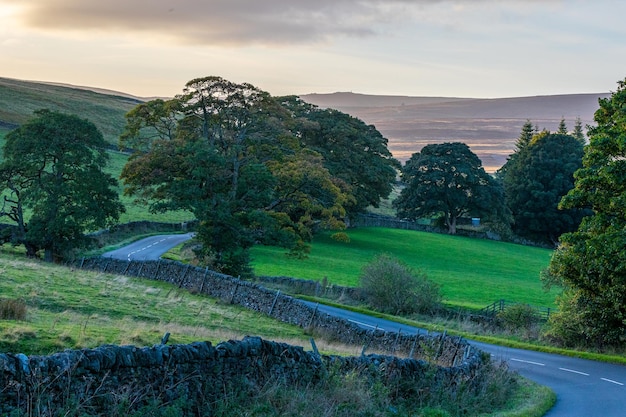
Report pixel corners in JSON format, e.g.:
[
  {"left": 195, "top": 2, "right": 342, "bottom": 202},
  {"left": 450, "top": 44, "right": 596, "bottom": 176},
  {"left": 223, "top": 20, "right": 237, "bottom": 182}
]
[{"left": 251, "top": 227, "right": 555, "bottom": 310}]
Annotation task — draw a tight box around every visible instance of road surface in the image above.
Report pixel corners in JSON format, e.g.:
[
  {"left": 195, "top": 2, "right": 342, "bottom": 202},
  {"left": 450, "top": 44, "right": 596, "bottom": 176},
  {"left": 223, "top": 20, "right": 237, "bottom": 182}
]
[
  {"left": 304, "top": 302, "right": 626, "bottom": 417},
  {"left": 101, "top": 233, "right": 195, "bottom": 261}
]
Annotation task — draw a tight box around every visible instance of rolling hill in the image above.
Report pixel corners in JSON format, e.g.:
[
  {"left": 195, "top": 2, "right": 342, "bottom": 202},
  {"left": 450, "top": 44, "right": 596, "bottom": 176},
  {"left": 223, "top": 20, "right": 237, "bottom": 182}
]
[
  {"left": 0, "top": 77, "right": 609, "bottom": 171},
  {"left": 0, "top": 77, "right": 142, "bottom": 145}
]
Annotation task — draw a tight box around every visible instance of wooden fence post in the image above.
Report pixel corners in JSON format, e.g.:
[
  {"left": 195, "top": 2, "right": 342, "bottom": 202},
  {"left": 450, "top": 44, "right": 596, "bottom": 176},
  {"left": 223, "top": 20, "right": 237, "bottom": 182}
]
[{"left": 269, "top": 290, "right": 280, "bottom": 315}]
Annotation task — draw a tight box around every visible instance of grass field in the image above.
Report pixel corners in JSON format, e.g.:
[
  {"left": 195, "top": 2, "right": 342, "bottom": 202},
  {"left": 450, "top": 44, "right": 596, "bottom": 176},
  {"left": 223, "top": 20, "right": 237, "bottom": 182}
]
[
  {"left": 251, "top": 227, "right": 555, "bottom": 310},
  {"left": 0, "top": 248, "right": 311, "bottom": 355}
]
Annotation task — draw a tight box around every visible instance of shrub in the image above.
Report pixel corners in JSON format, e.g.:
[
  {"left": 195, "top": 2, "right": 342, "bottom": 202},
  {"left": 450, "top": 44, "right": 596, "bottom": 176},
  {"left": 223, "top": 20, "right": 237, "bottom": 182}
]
[
  {"left": 0, "top": 298, "right": 27, "bottom": 321},
  {"left": 359, "top": 254, "right": 441, "bottom": 315},
  {"left": 497, "top": 303, "right": 539, "bottom": 332}
]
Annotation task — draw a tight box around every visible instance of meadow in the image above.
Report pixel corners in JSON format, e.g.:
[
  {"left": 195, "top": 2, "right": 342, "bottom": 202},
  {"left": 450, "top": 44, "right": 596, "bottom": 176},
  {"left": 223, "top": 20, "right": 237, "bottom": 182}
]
[
  {"left": 0, "top": 248, "right": 312, "bottom": 356},
  {"left": 251, "top": 227, "right": 556, "bottom": 310}
]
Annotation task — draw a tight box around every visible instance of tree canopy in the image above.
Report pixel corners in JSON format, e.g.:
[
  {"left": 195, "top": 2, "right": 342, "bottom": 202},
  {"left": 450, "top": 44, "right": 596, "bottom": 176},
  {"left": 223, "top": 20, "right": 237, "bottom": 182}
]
[
  {"left": 502, "top": 133, "right": 587, "bottom": 245},
  {"left": 542, "top": 79, "right": 626, "bottom": 348},
  {"left": 393, "top": 142, "right": 508, "bottom": 234},
  {"left": 279, "top": 97, "right": 399, "bottom": 218},
  {"left": 119, "top": 76, "right": 397, "bottom": 276},
  {"left": 0, "top": 109, "right": 124, "bottom": 261}
]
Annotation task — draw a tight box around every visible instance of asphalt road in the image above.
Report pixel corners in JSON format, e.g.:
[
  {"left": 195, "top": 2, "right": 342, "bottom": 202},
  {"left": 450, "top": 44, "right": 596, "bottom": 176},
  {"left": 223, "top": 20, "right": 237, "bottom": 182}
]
[
  {"left": 101, "top": 233, "right": 195, "bottom": 261},
  {"left": 105, "top": 234, "right": 626, "bottom": 416},
  {"left": 303, "top": 302, "right": 626, "bottom": 417}
]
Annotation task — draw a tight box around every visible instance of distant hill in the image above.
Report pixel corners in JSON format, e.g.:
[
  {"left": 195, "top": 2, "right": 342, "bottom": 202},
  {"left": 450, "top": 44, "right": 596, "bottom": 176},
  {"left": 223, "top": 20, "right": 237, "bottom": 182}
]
[
  {"left": 0, "top": 77, "right": 143, "bottom": 145},
  {"left": 0, "top": 78, "right": 609, "bottom": 171},
  {"left": 301, "top": 92, "right": 610, "bottom": 171}
]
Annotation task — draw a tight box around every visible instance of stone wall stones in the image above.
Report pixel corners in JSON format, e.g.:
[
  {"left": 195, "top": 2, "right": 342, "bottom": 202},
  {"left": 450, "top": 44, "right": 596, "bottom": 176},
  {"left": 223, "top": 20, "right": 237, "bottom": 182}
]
[{"left": 0, "top": 336, "right": 481, "bottom": 415}]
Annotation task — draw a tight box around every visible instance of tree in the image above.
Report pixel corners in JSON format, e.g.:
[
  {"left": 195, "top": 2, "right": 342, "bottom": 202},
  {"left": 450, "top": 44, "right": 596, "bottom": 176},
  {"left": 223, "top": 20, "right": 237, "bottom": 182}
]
[
  {"left": 0, "top": 109, "right": 124, "bottom": 261},
  {"left": 359, "top": 254, "right": 441, "bottom": 315},
  {"left": 572, "top": 117, "right": 586, "bottom": 144},
  {"left": 497, "top": 120, "right": 534, "bottom": 179},
  {"left": 516, "top": 119, "right": 535, "bottom": 152},
  {"left": 542, "top": 79, "right": 626, "bottom": 348},
  {"left": 120, "top": 77, "right": 351, "bottom": 276},
  {"left": 278, "top": 96, "right": 399, "bottom": 218},
  {"left": 557, "top": 117, "right": 568, "bottom": 135},
  {"left": 502, "top": 133, "right": 587, "bottom": 245},
  {"left": 394, "top": 142, "right": 509, "bottom": 234}
]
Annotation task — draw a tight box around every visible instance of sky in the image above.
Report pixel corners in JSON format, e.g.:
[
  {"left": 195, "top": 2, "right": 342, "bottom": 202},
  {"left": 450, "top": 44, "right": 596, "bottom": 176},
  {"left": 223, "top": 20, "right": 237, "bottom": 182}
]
[{"left": 1, "top": 0, "right": 626, "bottom": 99}]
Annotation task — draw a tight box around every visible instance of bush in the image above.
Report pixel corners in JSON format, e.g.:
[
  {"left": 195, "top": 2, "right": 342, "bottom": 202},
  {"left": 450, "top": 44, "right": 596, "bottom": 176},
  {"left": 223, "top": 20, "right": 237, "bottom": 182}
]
[
  {"left": 359, "top": 254, "right": 441, "bottom": 315},
  {"left": 497, "top": 304, "right": 540, "bottom": 332},
  {"left": 0, "top": 298, "right": 27, "bottom": 321}
]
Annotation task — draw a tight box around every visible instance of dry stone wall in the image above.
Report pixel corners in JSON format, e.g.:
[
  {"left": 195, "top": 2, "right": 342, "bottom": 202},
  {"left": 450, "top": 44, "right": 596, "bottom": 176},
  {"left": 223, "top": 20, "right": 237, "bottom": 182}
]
[
  {"left": 77, "top": 257, "right": 479, "bottom": 367},
  {"left": 0, "top": 336, "right": 480, "bottom": 415}
]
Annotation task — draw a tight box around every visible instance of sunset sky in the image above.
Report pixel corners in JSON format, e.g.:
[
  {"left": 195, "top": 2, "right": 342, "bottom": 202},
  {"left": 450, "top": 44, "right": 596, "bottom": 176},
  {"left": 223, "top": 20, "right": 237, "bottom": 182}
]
[{"left": 1, "top": 0, "right": 625, "bottom": 99}]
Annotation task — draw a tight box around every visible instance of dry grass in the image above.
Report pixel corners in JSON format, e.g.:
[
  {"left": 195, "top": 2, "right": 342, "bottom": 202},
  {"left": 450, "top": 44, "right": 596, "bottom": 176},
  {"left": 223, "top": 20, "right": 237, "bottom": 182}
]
[{"left": 0, "top": 298, "right": 27, "bottom": 320}]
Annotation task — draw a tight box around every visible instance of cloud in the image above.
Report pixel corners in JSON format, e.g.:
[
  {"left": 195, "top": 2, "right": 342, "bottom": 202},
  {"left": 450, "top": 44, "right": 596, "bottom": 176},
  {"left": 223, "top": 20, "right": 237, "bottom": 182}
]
[{"left": 4, "top": 0, "right": 438, "bottom": 46}]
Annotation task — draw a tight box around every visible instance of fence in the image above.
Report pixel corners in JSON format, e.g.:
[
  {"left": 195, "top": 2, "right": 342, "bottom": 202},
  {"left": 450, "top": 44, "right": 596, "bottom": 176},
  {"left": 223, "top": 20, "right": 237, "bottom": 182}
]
[{"left": 481, "top": 299, "right": 554, "bottom": 321}]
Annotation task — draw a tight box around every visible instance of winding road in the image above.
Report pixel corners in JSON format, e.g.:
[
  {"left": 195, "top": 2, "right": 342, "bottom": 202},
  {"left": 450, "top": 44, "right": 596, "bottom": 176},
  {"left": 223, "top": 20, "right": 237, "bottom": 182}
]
[
  {"left": 303, "top": 302, "right": 626, "bottom": 417},
  {"left": 105, "top": 234, "right": 626, "bottom": 416},
  {"left": 101, "top": 233, "right": 195, "bottom": 261}
]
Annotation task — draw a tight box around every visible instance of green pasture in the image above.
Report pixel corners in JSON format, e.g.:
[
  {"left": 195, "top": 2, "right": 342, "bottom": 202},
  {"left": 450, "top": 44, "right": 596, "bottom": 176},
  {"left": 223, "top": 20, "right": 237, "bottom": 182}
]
[
  {"left": 0, "top": 249, "right": 307, "bottom": 355},
  {"left": 251, "top": 227, "right": 556, "bottom": 310}
]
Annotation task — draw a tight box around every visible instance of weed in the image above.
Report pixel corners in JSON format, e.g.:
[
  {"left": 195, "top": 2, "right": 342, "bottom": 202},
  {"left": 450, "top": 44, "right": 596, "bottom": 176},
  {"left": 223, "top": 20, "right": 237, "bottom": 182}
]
[{"left": 0, "top": 298, "right": 27, "bottom": 320}]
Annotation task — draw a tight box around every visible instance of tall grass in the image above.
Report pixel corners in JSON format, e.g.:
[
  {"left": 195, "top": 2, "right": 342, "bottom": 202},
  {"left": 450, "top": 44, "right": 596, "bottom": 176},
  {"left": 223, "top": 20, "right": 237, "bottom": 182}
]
[{"left": 251, "top": 228, "right": 555, "bottom": 310}]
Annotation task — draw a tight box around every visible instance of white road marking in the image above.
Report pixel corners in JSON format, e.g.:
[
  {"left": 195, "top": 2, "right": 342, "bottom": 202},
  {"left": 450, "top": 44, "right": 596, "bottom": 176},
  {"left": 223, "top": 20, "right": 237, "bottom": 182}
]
[
  {"left": 601, "top": 378, "right": 624, "bottom": 386},
  {"left": 559, "top": 368, "right": 589, "bottom": 376},
  {"left": 510, "top": 358, "right": 545, "bottom": 366},
  {"left": 127, "top": 237, "right": 176, "bottom": 259},
  {"left": 348, "top": 319, "right": 384, "bottom": 331}
]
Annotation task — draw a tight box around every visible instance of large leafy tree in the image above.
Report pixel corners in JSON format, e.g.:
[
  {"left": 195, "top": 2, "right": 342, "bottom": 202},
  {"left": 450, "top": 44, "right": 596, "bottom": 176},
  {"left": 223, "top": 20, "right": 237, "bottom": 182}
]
[
  {"left": 543, "top": 79, "right": 626, "bottom": 348},
  {"left": 0, "top": 109, "right": 124, "bottom": 261},
  {"left": 394, "top": 142, "right": 508, "bottom": 234},
  {"left": 279, "top": 96, "right": 399, "bottom": 218},
  {"left": 502, "top": 133, "right": 587, "bottom": 245},
  {"left": 120, "top": 77, "right": 350, "bottom": 276}
]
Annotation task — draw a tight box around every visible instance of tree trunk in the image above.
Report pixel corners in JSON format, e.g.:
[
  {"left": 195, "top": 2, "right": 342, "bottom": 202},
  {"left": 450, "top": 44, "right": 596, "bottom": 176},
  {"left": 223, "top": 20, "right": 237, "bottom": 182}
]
[
  {"left": 448, "top": 216, "right": 457, "bottom": 234},
  {"left": 24, "top": 242, "right": 38, "bottom": 258}
]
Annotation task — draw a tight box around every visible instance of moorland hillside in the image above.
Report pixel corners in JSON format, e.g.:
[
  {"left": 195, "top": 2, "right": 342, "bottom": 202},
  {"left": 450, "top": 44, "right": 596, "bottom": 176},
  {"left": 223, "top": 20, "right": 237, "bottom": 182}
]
[{"left": 302, "top": 91, "right": 610, "bottom": 171}]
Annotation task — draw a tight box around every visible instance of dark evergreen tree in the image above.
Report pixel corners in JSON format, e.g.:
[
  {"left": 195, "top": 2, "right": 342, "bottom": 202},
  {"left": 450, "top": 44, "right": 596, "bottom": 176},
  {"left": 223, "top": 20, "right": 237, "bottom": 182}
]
[
  {"left": 503, "top": 133, "right": 586, "bottom": 245},
  {"left": 572, "top": 116, "right": 586, "bottom": 144}
]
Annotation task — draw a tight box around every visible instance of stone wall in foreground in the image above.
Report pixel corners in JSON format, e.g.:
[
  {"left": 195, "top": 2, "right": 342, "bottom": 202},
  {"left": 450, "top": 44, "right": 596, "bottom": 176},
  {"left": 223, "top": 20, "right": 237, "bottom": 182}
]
[{"left": 0, "top": 336, "right": 481, "bottom": 415}]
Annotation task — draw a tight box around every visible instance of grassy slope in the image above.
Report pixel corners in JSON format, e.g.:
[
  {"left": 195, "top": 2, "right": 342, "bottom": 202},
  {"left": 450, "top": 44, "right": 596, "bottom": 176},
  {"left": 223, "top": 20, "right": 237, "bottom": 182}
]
[
  {"left": 0, "top": 77, "right": 139, "bottom": 145},
  {"left": 251, "top": 228, "right": 555, "bottom": 310},
  {"left": 0, "top": 248, "right": 308, "bottom": 355}
]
